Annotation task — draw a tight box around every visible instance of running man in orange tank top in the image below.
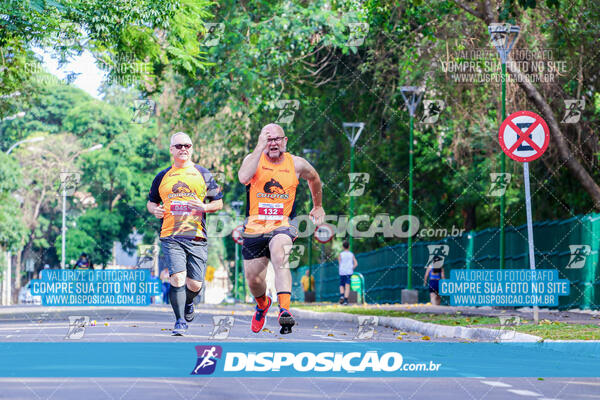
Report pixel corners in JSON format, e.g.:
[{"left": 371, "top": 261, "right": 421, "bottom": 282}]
[{"left": 238, "top": 123, "right": 325, "bottom": 334}]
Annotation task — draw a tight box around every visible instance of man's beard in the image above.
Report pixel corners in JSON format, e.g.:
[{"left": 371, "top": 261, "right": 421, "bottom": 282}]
[{"left": 266, "top": 147, "right": 284, "bottom": 161}]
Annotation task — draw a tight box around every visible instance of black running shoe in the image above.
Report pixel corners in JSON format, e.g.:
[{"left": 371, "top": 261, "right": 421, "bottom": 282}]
[
  {"left": 184, "top": 302, "right": 195, "bottom": 322},
  {"left": 278, "top": 308, "right": 295, "bottom": 335}
]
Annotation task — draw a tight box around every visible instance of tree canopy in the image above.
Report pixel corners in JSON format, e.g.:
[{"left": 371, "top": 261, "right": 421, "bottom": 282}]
[{"left": 0, "top": 0, "right": 598, "bottom": 278}]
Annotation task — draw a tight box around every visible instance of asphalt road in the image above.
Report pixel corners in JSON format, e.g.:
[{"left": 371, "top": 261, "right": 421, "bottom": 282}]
[
  {"left": 0, "top": 304, "right": 460, "bottom": 342},
  {"left": 1, "top": 376, "right": 599, "bottom": 400},
  {"left": 0, "top": 305, "right": 598, "bottom": 400}
]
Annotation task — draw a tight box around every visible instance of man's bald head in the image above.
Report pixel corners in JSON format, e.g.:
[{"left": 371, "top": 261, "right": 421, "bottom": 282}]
[
  {"left": 261, "top": 123, "right": 285, "bottom": 137},
  {"left": 261, "top": 123, "right": 287, "bottom": 161},
  {"left": 170, "top": 132, "right": 192, "bottom": 146}
]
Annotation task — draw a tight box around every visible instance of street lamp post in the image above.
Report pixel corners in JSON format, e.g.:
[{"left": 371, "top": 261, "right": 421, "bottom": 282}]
[
  {"left": 400, "top": 86, "right": 424, "bottom": 291},
  {"left": 342, "top": 123, "right": 364, "bottom": 253},
  {"left": 231, "top": 200, "right": 244, "bottom": 302},
  {"left": 489, "top": 23, "right": 520, "bottom": 270},
  {"left": 3, "top": 133, "right": 43, "bottom": 305},
  {"left": 302, "top": 148, "right": 321, "bottom": 292},
  {"left": 6, "top": 136, "right": 44, "bottom": 155},
  {"left": 60, "top": 144, "right": 103, "bottom": 269}
]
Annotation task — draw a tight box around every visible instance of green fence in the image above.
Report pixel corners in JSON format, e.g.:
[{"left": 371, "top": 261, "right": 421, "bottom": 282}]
[{"left": 292, "top": 213, "right": 600, "bottom": 309}]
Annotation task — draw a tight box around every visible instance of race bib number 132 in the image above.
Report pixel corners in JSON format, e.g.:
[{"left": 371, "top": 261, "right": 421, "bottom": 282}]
[{"left": 258, "top": 203, "right": 284, "bottom": 220}]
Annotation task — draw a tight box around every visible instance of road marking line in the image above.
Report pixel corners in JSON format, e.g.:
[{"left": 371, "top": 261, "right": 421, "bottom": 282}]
[
  {"left": 506, "top": 389, "right": 542, "bottom": 396},
  {"left": 481, "top": 381, "right": 512, "bottom": 388}
]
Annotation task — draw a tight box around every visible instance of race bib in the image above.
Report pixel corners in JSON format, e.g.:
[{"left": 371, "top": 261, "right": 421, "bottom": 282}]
[
  {"left": 258, "top": 202, "right": 284, "bottom": 220},
  {"left": 170, "top": 200, "right": 192, "bottom": 216}
]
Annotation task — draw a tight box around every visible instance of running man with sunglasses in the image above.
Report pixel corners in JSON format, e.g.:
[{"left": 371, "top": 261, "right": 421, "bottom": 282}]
[
  {"left": 238, "top": 123, "right": 325, "bottom": 334},
  {"left": 147, "top": 132, "right": 223, "bottom": 335}
]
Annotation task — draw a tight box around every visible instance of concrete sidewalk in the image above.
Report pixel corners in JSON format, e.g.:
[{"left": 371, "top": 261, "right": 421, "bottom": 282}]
[
  {"left": 291, "top": 302, "right": 600, "bottom": 342},
  {"left": 300, "top": 302, "right": 600, "bottom": 324}
]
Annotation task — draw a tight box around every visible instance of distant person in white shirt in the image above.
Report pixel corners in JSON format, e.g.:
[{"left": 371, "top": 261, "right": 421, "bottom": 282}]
[{"left": 338, "top": 241, "right": 358, "bottom": 305}]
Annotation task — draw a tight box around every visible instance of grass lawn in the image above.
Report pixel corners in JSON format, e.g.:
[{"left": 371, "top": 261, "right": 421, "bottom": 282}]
[{"left": 292, "top": 304, "right": 600, "bottom": 340}]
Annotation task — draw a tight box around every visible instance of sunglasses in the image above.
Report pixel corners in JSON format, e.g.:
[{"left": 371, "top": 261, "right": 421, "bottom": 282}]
[
  {"left": 172, "top": 144, "right": 192, "bottom": 149},
  {"left": 267, "top": 137, "right": 285, "bottom": 143}
]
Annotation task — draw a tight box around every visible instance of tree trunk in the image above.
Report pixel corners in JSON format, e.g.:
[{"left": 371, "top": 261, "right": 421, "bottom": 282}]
[{"left": 462, "top": 205, "right": 477, "bottom": 231}]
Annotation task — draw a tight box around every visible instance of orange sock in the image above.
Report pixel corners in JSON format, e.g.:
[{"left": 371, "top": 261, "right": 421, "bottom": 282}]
[
  {"left": 277, "top": 292, "right": 291, "bottom": 310},
  {"left": 255, "top": 294, "right": 270, "bottom": 309}
]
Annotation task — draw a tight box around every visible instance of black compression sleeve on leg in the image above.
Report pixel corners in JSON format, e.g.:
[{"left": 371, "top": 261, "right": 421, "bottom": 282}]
[
  {"left": 169, "top": 285, "right": 186, "bottom": 320},
  {"left": 185, "top": 286, "right": 200, "bottom": 305}
]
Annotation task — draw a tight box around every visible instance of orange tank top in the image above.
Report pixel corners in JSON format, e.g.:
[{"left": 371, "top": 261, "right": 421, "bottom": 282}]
[{"left": 245, "top": 152, "right": 299, "bottom": 235}]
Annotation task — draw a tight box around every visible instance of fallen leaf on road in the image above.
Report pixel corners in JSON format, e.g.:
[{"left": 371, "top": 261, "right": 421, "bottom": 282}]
[
  {"left": 262, "top": 328, "right": 273, "bottom": 333},
  {"left": 104, "top": 322, "right": 110, "bottom": 326},
  {"left": 161, "top": 328, "right": 170, "bottom": 331},
  {"left": 396, "top": 336, "right": 403, "bottom": 340},
  {"left": 314, "top": 326, "right": 318, "bottom": 329},
  {"left": 421, "top": 336, "right": 431, "bottom": 341},
  {"left": 327, "top": 333, "right": 334, "bottom": 337}
]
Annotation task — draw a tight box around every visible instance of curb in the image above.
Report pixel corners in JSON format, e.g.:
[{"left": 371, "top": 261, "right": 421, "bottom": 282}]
[{"left": 290, "top": 308, "right": 542, "bottom": 342}]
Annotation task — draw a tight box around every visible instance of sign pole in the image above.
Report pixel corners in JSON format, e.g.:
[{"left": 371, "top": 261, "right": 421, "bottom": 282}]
[
  {"left": 241, "top": 247, "right": 246, "bottom": 302},
  {"left": 349, "top": 143, "right": 355, "bottom": 252},
  {"left": 342, "top": 122, "right": 365, "bottom": 253},
  {"left": 523, "top": 162, "right": 539, "bottom": 323},
  {"left": 489, "top": 23, "right": 520, "bottom": 270},
  {"left": 307, "top": 235, "right": 312, "bottom": 291},
  {"left": 400, "top": 86, "right": 424, "bottom": 291},
  {"left": 234, "top": 243, "right": 239, "bottom": 303},
  {"left": 61, "top": 184, "right": 66, "bottom": 269},
  {"left": 408, "top": 113, "right": 414, "bottom": 290},
  {"left": 500, "top": 61, "right": 507, "bottom": 270}
]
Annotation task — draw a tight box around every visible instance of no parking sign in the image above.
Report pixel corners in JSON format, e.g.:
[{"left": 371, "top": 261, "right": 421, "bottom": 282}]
[
  {"left": 498, "top": 110, "right": 550, "bottom": 323},
  {"left": 498, "top": 111, "right": 549, "bottom": 162}
]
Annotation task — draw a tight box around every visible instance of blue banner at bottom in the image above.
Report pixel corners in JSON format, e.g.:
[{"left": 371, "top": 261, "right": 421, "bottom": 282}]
[{"left": 1, "top": 342, "right": 599, "bottom": 377}]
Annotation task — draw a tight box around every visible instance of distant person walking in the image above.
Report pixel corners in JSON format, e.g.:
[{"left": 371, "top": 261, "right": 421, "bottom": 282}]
[
  {"left": 74, "top": 253, "right": 90, "bottom": 269},
  {"left": 338, "top": 241, "right": 357, "bottom": 305},
  {"left": 300, "top": 269, "right": 315, "bottom": 301},
  {"left": 424, "top": 263, "right": 445, "bottom": 305}
]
